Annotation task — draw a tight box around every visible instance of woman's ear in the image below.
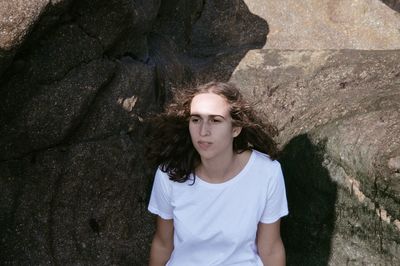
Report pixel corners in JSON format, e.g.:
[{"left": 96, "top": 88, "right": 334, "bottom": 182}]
[{"left": 233, "top": 127, "right": 242, "bottom": 138}]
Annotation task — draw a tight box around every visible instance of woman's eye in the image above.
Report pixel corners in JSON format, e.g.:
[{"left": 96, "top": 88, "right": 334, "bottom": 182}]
[
  {"left": 211, "top": 119, "right": 221, "bottom": 123},
  {"left": 190, "top": 118, "right": 200, "bottom": 123}
]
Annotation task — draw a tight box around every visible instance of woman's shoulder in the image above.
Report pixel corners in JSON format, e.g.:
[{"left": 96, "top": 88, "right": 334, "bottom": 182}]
[
  {"left": 250, "top": 150, "right": 284, "bottom": 187},
  {"left": 155, "top": 166, "right": 195, "bottom": 186},
  {"left": 252, "top": 149, "right": 281, "bottom": 168},
  {"left": 154, "top": 166, "right": 172, "bottom": 183}
]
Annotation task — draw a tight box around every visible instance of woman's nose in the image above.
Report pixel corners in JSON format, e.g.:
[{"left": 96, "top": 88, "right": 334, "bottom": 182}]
[{"left": 200, "top": 122, "right": 210, "bottom": 136}]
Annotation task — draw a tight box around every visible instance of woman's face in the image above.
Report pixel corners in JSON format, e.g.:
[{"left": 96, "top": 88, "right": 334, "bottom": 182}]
[{"left": 189, "top": 92, "right": 241, "bottom": 161}]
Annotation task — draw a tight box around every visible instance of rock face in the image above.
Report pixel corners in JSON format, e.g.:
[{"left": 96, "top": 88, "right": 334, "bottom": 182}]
[
  {"left": 244, "top": 0, "right": 400, "bottom": 49},
  {"left": 0, "top": 0, "right": 267, "bottom": 265},
  {"left": 0, "top": 0, "right": 399, "bottom": 265},
  {"left": 382, "top": 0, "right": 400, "bottom": 11},
  {"left": 230, "top": 50, "right": 400, "bottom": 265}
]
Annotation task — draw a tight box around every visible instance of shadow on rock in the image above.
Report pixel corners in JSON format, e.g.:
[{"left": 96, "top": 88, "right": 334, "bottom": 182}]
[
  {"left": 187, "top": 0, "right": 269, "bottom": 83},
  {"left": 280, "top": 134, "right": 337, "bottom": 266},
  {"left": 0, "top": 0, "right": 271, "bottom": 265},
  {"left": 381, "top": 0, "right": 400, "bottom": 12},
  {"left": 148, "top": 0, "right": 269, "bottom": 87}
]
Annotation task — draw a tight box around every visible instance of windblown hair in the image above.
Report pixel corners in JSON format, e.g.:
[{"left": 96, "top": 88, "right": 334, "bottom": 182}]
[{"left": 146, "top": 81, "right": 279, "bottom": 183}]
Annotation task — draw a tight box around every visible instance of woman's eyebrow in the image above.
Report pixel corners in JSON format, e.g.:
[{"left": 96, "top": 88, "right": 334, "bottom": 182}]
[{"left": 190, "top": 114, "right": 225, "bottom": 119}]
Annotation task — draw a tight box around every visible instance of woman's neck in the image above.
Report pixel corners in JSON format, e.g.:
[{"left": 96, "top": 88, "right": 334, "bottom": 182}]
[{"left": 197, "top": 150, "right": 248, "bottom": 184}]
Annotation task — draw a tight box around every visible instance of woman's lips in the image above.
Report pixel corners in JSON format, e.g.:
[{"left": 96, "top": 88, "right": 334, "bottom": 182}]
[{"left": 197, "top": 141, "right": 212, "bottom": 150}]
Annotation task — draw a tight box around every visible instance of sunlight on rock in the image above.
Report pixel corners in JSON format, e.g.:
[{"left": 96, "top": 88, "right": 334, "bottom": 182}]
[{"left": 118, "top": 95, "right": 138, "bottom": 112}]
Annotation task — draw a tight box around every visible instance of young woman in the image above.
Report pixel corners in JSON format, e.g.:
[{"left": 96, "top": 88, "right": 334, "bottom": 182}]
[{"left": 147, "top": 81, "right": 288, "bottom": 266}]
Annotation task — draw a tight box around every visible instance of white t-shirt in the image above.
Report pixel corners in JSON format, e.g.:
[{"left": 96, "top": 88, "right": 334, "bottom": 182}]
[{"left": 148, "top": 150, "right": 288, "bottom": 266}]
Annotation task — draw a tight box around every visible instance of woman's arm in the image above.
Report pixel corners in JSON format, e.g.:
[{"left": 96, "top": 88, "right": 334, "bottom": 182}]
[
  {"left": 149, "top": 216, "right": 174, "bottom": 266},
  {"left": 256, "top": 219, "right": 286, "bottom": 266}
]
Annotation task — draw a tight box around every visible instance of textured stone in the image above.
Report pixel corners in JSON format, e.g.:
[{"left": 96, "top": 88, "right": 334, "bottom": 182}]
[
  {"left": 1, "top": 0, "right": 400, "bottom": 265},
  {"left": 244, "top": 0, "right": 400, "bottom": 49},
  {"left": 382, "top": 0, "right": 400, "bottom": 11},
  {"left": 189, "top": 0, "right": 268, "bottom": 56},
  {"left": 388, "top": 156, "right": 400, "bottom": 170},
  {"left": 0, "top": 135, "right": 154, "bottom": 265},
  {"left": 0, "top": 0, "right": 75, "bottom": 77},
  {"left": 0, "top": 0, "right": 48, "bottom": 50},
  {"left": 229, "top": 49, "right": 400, "bottom": 264},
  {"left": 69, "top": 59, "right": 158, "bottom": 142},
  {"left": 2, "top": 1, "right": 259, "bottom": 265},
  {"left": 0, "top": 59, "right": 116, "bottom": 160},
  {"left": 73, "top": 0, "right": 161, "bottom": 60}
]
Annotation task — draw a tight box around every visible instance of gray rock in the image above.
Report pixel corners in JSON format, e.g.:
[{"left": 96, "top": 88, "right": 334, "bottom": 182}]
[
  {"left": 0, "top": 135, "right": 154, "bottom": 265},
  {"left": 73, "top": 0, "right": 161, "bottom": 60},
  {"left": 27, "top": 23, "right": 104, "bottom": 83},
  {"left": 245, "top": 0, "right": 400, "bottom": 49},
  {"left": 2, "top": 1, "right": 257, "bottom": 265},
  {"left": 69, "top": 59, "right": 157, "bottom": 142},
  {"left": 388, "top": 156, "right": 400, "bottom": 171},
  {"left": 0, "top": 0, "right": 75, "bottom": 77},
  {"left": 0, "top": 59, "right": 116, "bottom": 160},
  {"left": 0, "top": 0, "right": 48, "bottom": 51},
  {"left": 189, "top": 0, "right": 268, "bottom": 56},
  {"left": 1, "top": 0, "right": 399, "bottom": 265},
  {"left": 382, "top": 0, "right": 400, "bottom": 11},
  {"left": 229, "top": 49, "right": 400, "bottom": 264}
]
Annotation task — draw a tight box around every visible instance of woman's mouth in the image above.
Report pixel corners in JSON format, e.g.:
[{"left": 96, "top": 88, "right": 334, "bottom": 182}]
[{"left": 197, "top": 141, "right": 212, "bottom": 150}]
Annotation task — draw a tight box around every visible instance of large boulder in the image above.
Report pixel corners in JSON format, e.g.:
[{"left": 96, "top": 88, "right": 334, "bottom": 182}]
[
  {"left": 0, "top": 0, "right": 74, "bottom": 76},
  {"left": 0, "top": 135, "right": 154, "bottom": 264},
  {"left": 1, "top": 0, "right": 399, "bottom": 265},
  {"left": 382, "top": 0, "right": 400, "bottom": 11},
  {"left": 0, "top": 0, "right": 267, "bottom": 264},
  {"left": 0, "top": 0, "right": 163, "bottom": 264},
  {"left": 244, "top": 0, "right": 400, "bottom": 49},
  {"left": 229, "top": 49, "right": 400, "bottom": 265}
]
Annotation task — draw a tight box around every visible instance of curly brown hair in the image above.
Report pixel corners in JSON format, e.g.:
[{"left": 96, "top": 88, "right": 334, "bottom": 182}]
[{"left": 146, "top": 81, "right": 279, "bottom": 183}]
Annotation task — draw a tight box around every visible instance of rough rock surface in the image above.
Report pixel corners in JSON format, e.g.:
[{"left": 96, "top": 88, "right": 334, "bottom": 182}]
[
  {"left": 382, "top": 0, "right": 400, "bottom": 11},
  {"left": 229, "top": 50, "right": 400, "bottom": 265},
  {"left": 0, "top": 0, "right": 267, "bottom": 265},
  {"left": 244, "top": 0, "right": 400, "bottom": 49},
  {"left": 1, "top": 0, "right": 400, "bottom": 265},
  {"left": 0, "top": 0, "right": 75, "bottom": 76}
]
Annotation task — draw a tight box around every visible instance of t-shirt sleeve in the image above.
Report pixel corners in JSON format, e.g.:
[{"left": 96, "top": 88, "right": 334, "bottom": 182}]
[
  {"left": 148, "top": 168, "right": 174, "bottom": 220},
  {"left": 260, "top": 161, "right": 289, "bottom": 224}
]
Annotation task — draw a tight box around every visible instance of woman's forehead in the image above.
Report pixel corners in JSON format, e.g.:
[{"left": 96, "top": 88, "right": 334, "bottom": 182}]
[{"left": 190, "top": 93, "right": 230, "bottom": 116}]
